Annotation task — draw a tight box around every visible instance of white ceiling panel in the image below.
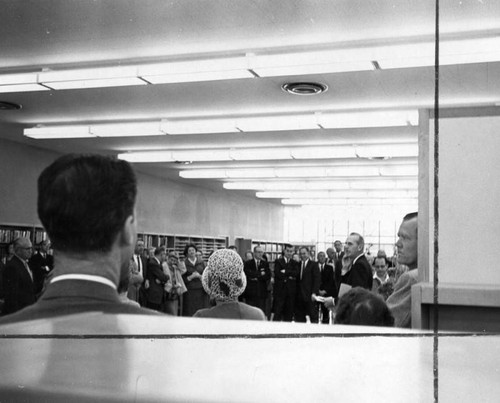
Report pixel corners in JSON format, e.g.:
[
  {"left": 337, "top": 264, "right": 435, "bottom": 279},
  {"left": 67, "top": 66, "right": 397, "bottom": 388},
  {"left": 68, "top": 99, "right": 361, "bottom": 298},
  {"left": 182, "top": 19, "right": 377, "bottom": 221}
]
[{"left": 1, "top": 0, "right": 500, "bottom": 206}]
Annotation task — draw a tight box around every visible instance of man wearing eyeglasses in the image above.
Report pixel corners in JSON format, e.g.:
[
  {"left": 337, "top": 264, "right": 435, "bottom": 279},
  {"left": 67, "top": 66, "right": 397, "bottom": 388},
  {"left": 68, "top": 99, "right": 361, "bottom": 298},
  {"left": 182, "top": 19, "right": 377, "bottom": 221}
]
[{"left": 2, "top": 237, "right": 36, "bottom": 315}]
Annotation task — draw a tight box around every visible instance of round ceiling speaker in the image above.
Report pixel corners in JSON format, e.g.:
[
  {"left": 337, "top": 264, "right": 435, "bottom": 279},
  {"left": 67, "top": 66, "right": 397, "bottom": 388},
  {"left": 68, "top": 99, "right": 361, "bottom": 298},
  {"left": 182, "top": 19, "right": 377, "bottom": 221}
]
[{"left": 282, "top": 82, "right": 328, "bottom": 95}]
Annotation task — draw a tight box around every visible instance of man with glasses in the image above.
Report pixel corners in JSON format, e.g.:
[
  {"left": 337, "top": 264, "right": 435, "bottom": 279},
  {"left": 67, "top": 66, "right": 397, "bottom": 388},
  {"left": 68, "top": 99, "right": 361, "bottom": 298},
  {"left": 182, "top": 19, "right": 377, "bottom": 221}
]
[{"left": 2, "top": 237, "right": 35, "bottom": 314}]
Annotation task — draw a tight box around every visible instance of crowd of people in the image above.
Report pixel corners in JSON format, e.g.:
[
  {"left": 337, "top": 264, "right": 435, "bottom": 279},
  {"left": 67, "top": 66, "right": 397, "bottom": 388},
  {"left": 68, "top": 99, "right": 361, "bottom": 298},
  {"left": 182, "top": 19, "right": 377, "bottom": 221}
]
[{"left": 0, "top": 153, "right": 418, "bottom": 329}]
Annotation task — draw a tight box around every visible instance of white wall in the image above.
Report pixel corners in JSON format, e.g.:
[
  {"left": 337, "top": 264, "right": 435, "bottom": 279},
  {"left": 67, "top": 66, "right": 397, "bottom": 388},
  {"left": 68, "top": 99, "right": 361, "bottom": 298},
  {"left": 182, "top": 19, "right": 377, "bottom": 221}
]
[
  {"left": 0, "top": 138, "right": 285, "bottom": 243},
  {"left": 425, "top": 115, "right": 500, "bottom": 286},
  {"left": 438, "top": 116, "right": 500, "bottom": 285}
]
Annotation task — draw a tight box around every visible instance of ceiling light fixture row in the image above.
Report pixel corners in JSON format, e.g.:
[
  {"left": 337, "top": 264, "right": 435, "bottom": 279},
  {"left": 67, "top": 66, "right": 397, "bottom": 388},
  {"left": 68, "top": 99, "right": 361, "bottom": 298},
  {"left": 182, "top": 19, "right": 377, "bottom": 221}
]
[
  {"left": 281, "top": 198, "right": 419, "bottom": 206},
  {"left": 24, "top": 109, "right": 418, "bottom": 139},
  {"left": 117, "top": 143, "right": 417, "bottom": 163},
  {"left": 256, "top": 190, "right": 417, "bottom": 199},
  {"left": 1, "top": 36, "right": 500, "bottom": 93},
  {"left": 178, "top": 165, "right": 418, "bottom": 179},
  {"left": 222, "top": 179, "right": 418, "bottom": 191}
]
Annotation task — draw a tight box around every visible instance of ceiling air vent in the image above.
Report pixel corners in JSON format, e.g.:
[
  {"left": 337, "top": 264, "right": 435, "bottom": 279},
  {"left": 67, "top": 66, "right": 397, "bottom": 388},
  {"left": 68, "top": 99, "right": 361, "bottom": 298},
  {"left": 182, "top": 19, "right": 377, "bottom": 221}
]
[
  {"left": 0, "top": 101, "right": 22, "bottom": 110},
  {"left": 282, "top": 82, "right": 328, "bottom": 96}
]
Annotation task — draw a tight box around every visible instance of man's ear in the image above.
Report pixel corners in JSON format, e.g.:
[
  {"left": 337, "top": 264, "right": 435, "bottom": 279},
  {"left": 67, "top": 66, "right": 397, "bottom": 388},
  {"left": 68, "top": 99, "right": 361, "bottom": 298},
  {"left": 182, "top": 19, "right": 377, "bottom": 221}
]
[{"left": 120, "top": 214, "right": 137, "bottom": 247}]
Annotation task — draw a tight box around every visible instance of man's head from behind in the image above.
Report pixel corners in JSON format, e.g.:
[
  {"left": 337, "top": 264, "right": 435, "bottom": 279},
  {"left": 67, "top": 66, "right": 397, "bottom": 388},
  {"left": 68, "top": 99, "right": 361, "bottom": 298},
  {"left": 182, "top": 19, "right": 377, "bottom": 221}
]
[
  {"left": 396, "top": 212, "right": 418, "bottom": 269},
  {"left": 38, "top": 154, "right": 137, "bottom": 255},
  {"left": 334, "top": 287, "right": 394, "bottom": 327}
]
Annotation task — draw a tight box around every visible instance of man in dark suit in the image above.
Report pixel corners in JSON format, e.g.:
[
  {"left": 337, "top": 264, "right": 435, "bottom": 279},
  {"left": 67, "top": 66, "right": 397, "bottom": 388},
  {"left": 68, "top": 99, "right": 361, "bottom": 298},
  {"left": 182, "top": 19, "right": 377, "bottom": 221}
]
[
  {"left": 272, "top": 243, "right": 299, "bottom": 322},
  {"left": 243, "top": 245, "right": 271, "bottom": 313},
  {"left": 131, "top": 239, "right": 148, "bottom": 306},
  {"left": 294, "top": 246, "right": 320, "bottom": 323},
  {"left": 341, "top": 233, "right": 373, "bottom": 290},
  {"left": 2, "top": 237, "right": 36, "bottom": 315},
  {"left": 146, "top": 246, "right": 169, "bottom": 311},
  {"left": 29, "top": 239, "right": 54, "bottom": 297},
  {"left": 317, "top": 251, "right": 336, "bottom": 324},
  {"left": 0, "top": 154, "right": 159, "bottom": 325}
]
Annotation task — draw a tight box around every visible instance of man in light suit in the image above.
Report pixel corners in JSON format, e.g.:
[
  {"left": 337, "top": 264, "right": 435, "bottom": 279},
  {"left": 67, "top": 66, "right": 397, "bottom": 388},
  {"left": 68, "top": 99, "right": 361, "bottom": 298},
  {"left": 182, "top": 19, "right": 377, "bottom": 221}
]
[
  {"left": 2, "top": 237, "right": 36, "bottom": 315},
  {"left": 0, "top": 154, "right": 159, "bottom": 324},
  {"left": 129, "top": 239, "right": 148, "bottom": 305},
  {"left": 294, "top": 246, "right": 320, "bottom": 323}
]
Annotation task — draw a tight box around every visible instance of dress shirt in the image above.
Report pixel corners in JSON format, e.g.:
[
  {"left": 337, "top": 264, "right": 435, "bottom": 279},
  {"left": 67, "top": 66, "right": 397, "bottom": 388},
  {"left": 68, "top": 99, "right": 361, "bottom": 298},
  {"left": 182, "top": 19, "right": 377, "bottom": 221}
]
[
  {"left": 50, "top": 274, "right": 117, "bottom": 290},
  {"left": 134, "top": 254, "right": 143, "bottom": 276}
]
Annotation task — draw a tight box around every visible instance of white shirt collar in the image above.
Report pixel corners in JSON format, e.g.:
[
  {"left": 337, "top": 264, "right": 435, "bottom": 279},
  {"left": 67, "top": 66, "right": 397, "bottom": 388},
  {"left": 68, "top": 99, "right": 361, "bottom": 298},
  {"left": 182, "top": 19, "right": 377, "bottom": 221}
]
[
  {"left": 50, "top": 274, "right": 117, "bottom": 290},
  {"left": 373, "top": 273, "right": 390, "bottom": 283}
]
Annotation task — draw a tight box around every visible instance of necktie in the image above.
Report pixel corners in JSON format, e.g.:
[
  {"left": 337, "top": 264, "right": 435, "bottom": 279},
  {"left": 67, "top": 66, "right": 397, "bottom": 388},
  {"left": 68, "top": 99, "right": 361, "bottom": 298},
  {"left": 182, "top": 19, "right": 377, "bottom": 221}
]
[
  {"left": 320, "top": 264, "right": 324, "bottom": 272},
  {"left": 23, "top": 261, "right": 33, "bottom": 281},
  {"left": 301, "top": 262, "right": 305, "bottom": 280},
  {"left": 136, "top": 255, "right": 142, "bottom": 275}
]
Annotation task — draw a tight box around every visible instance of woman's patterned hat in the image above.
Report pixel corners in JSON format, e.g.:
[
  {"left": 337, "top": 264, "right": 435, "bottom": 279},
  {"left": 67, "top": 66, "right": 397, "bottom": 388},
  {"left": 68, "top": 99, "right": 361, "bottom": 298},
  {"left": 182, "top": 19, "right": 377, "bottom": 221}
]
[{"left": 202, "top": 248, "right": 247, "bottom": 302}]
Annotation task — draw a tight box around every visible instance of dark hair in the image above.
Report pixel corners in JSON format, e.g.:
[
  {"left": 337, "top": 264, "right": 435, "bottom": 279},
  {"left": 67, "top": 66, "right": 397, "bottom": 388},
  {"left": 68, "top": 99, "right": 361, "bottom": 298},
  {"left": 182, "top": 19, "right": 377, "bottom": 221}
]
[
  {"left": 37, "top": 154, "right": 137, "bottom": 253},
  {"left": 403, "top": 212, "right": 418, "bottom": 221},
  {"left": 183, "top": 243, "right": 198, "bottom": 257},
  {"left": 283, "top": 243, "right": 293, "bottom": 250},
  {"left": 154, "top": 246, "right": 166, "bottom": 256},
  {"left": 334, "top": 287, "right": 394, "bottom": 327},
  {"left": 349, "top": 232, "right": 365, "bottom": 249}
]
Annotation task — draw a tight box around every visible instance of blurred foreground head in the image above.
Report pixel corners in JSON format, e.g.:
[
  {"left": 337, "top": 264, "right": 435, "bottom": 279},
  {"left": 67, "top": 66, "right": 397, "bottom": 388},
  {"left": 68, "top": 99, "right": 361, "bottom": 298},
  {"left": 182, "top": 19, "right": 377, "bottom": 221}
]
[
  {"left": 335, "top": 287, "right": 394, "bottom": 327},
  {"left": 38, "top": 154, "right": 137, "bottom": 254}
]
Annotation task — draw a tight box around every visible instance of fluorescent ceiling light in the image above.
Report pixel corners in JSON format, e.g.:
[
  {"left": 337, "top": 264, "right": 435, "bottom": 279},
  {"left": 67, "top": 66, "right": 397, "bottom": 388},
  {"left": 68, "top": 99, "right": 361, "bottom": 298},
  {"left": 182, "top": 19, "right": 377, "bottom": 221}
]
[
  {"left": 229, "top": 148, "right": 292, "bottom": 161},
  {"left": 180, "top": 164, "right": 417, "bottom": 179},
  {"left": 139, "top": 57, "right": 250, "bottom": 75},
  {"left": 45, "top": 77, "right": 146, "bottom": 90},
  {"left": 291, "top": 146, "right": 356, "bottom": 159},
  {"left": 318, "top": 110, "right": 418, "bottom": 129},
  {"left": 142, "top": 70, "right": 253, "bottom": 84},
  {"left": 236, "top": 114, "right": 318, "bottom": 132},
  {"left": 117, "top": 142, "right": 416, "bottom": 163},
  {"left": 223, "top": 179, "right": 418, "bottom": 191},
  {"left": 118, "top": 151, "right": 174, "bottom": 163},
  {"left": 140, "top": 58, "right": 253, "bottom": 83},
  {"left": 161, "top": 118, "right": 238, "bottom": 135},
  {"left": 24, "top": 125, "right": 95, "bottom": 139},
  {"left": 0, "top": 84, "right": 48, "bottom": 93},
  {"left": 378, "top": 36, "right": 500, "bottom": 69},
  {"left": 282, "top": 198, "right": 419, "bottom": 206},
  {"left": 0, "top": 73, "right": 39, "bottom": 85},
  {"left": 252, "top": 61, "right": 372, "bottom": 77},
  {"left": 257, "top": 190, "right": 417, "bottom": 199},
  {"left": 91, "top": 122, "right": 165, "bottom": 137},
  {"left": 38, "top": 66, "right": 138, "bottom": 82},
  {"left": 355, "top": 143, "right": 418, "bottom": 159},
  {"left": 172, "top": 149, "right": 232, "bottom": 162}
]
